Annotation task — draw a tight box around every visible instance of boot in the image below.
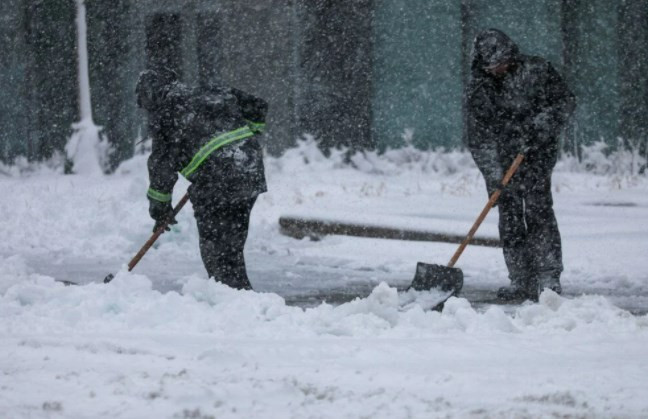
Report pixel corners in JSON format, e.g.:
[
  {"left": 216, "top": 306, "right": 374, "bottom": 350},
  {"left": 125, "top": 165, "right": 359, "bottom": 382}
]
[
  {"left": 497, "top": 282, "right": 532, "bottom": 301},
  {"left": 537, "top": 275, "right": 562, "bottom": 296}
]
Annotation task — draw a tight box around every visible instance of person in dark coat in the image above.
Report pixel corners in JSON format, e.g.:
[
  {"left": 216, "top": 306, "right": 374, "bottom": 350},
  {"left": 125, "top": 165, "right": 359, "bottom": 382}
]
[
  {"left": 136, "top": 67, "right": 268, "bottom": 290},
  {"left": 466, "top": 29, "right": 575, "bottom": 301}
]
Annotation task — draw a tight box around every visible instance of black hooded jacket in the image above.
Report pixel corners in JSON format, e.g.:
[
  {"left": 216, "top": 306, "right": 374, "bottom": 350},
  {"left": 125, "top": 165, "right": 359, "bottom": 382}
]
[
  {"left": 466, "top": 29, "right": 575, "bottom": 188},
  {"left": 137, "top": 69, "right": 268, "bottom": 205}
]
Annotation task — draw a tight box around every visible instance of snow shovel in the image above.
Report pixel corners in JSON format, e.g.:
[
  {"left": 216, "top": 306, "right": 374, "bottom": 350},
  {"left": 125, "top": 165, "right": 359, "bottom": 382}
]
[
  {"left": 103, "top": 192, "right": 190, "bottom": 284},
  {"left": 409, "top": 153, "right": 525, "bottom": 298}
]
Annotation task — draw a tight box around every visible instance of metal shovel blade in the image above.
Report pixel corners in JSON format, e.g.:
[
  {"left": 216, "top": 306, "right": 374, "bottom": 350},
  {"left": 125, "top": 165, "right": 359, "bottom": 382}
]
[{"left": 409, "top": 262, "right": 464, "bottom": 294}]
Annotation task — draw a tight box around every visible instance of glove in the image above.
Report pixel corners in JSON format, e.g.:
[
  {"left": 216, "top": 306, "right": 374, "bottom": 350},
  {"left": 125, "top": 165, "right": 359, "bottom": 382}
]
[
  {"left": 149, "top": 199, "right": 177, "bottom": 232},
  {"left": 231, "top": 88, "right": 268, "bottom": 123},
  {"left": 481, "top": 163, "right": 504, "bottom": 206}
]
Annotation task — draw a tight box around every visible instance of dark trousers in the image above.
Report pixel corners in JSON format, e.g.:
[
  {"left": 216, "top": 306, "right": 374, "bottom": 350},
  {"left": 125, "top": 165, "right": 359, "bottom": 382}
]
[
  {"left": 191, "top": 196, "right": 257, "bottom": 290},
  {"left": 498, "top": 159, "right": 563, "bottom": 288}
]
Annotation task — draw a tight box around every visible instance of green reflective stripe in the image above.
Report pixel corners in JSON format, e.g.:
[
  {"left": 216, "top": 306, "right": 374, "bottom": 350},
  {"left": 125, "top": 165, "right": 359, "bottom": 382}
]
[
  {"left": 246, "top": 120, "right": 266, "bottom": 133},
  {"left": 180, "top": 125, "right": 255, "bottom": 179},
  {"left": 147, "top": 188, "right": 172, "bottom": 202}
]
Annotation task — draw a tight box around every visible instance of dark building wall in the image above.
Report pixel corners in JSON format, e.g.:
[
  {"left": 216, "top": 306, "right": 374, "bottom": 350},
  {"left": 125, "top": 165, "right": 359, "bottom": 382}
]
[
  {"left": 24, "top": 0, "right": 78, "bottom": 161},
  {"left": 566, "top": 0, "right": 620, "bottom": 149},
  {"left": 296, "top": 0, "right": 374, "bottom": 152},
  {"left": 373, "top": 0, "right": 462, "bottom": 150},
  {"left": 0, "top": 0, "right": 29, "bottom": 161},
  {"left": 1, "top": 1, "right": 647, "bottom": 165},
  {"left": 86, "top": 0, "right": 140, "bottom": 169},
  {"left": 0, "top": 0, "right": 77, "bottom": 163},
  {"left": 213, "top": 0, "right": 300, "bottom": 155},
  {"left": 618, "top": 0, "right": 648, "bottom": 154}
]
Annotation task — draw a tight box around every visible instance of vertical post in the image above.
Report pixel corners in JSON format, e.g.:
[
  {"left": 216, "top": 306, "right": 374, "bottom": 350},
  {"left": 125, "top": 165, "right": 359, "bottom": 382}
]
[
  {"left": 298, "top": 0, "right": 374, "bottom": 152},
  {"left": 76, "top": 0, "right": 93, "bottom": 123},
  {"left": 560, "top": 0, "right": 580, "bottom": 158},
  {"left": 23, "top": 0, "right": 77, "bottom": 161},
  {"left": 196, "top": 11, "right": 220, "bottom": 89},
  {"left": 460, "top": 0, "right": 475, "bottom": 148},
  {"left": 145, "top": 13, "right": 183, "bottom": 76},
  {"left": 617, "top": 0, "right": 648, "bottom": 161},
  {"left": 65, "top": 0, "right": 104, "bottom": 175}
]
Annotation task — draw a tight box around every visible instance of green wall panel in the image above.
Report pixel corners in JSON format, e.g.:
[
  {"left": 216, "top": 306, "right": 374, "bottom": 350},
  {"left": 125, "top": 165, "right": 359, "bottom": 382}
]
[
  {"left": 618, "top": 0, "right": 648, "bottom": 148},
  {"left": 0, "top": 0, "right": 28, "bottom": 161},
  {"left": 570, "top": 0, "right": 620, "bottom": 145},
  {"left": 373, "top": 0, "right": 463, "bottom": 150}
]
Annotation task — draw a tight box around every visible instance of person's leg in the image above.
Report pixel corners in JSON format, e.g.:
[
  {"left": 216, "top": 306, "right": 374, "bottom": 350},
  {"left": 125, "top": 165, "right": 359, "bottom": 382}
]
[
  {"left": 524, "top": 174, "right": 563, "bottom": 296},
  {"left": 193, "top": 197, "right": 257, "bottom": 290},
  {"left": 497, "top": 188, "right": 534, "bottom": 300}
]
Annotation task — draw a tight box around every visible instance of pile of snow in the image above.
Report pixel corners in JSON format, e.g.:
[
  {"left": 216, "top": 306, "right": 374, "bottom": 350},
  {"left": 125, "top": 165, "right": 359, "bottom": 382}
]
[
  {"left": 2, "top": 259, "right": 647, "bottom": 417},
  {"left": 65, "top": 120, "right": 110, "bottom": 175},
  {"left": 556, "top": 140, "right": 647, "bottom": 176},
  {"left": 2, "top": 140, "right": 648, "bottom": 417},
  {"left": 2, "top": 259, "right": 645, "bottom": 339}
]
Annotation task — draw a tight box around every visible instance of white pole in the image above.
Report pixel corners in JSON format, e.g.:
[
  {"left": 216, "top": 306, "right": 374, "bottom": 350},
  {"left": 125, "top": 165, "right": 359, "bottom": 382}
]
[
  {"left": 66, "top": 0, "right": 105, "bottom": 175},
  {"left": 76, "top": 0, "right": 93, "bottom": 123}
]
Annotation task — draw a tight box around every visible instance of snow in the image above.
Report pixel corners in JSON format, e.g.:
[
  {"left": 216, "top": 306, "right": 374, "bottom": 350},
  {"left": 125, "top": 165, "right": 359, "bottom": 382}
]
[{"left": 1, "top": 141, "right": 648, "bottom": 417}]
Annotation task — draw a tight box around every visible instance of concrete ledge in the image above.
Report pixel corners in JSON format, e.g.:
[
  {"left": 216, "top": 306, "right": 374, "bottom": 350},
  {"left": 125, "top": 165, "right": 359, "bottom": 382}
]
[{"left": 279, "top": 216, "right": 501, "bottom": 248}]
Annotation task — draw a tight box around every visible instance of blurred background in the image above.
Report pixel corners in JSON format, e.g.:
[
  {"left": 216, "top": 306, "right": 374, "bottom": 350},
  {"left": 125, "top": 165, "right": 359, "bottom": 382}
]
[{"left": 1, "top": 0, "right": 646, "bottom": 170}]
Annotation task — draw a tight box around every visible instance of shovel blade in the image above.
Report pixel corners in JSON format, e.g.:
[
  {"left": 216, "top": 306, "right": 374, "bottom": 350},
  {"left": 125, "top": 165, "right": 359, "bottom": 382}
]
[{"left": 409, "top": 262, "right": 463, "bottom": 294}]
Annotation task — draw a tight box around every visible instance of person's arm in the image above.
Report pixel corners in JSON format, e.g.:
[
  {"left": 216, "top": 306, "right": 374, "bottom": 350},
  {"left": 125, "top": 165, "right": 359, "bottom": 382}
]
[
  {"left": 146, "top": 88, "right": 189, "bottom": 230},
  {"left": 147, "top": 136, "right": 179, "bottom": 202},
  {"left": 527, "top": 62, "right": 576, "bottom": 151},
  {"left": 146, "top": 131, "right": 182, "bottom": 231},
  {"left": 467, "top": 82, "right": 504, "bottom": 197}
]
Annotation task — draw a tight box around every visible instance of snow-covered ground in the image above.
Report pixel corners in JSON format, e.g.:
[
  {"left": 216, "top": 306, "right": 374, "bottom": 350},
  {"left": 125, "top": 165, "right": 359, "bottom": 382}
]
[{"left": 1, "top": 142, "right": 647, "bottom": 418}]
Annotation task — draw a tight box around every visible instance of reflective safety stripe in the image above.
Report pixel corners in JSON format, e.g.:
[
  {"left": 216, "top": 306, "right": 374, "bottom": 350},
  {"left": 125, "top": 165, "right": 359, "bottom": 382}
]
[
  {"left": 180, "top": 125, "right": 256, "bottom": 179},
  {"left": 147, "top": 188, "right": 172, "bottom": 202}
]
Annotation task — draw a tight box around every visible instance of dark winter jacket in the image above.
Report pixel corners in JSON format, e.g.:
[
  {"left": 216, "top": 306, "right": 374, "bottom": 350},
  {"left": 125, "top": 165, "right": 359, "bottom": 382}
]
[
  {"left": 466, "top": 29, "right": 575, "bottom": 193},
  {"left": 136, "top": 69, "right": 268, "bottom": 207}
]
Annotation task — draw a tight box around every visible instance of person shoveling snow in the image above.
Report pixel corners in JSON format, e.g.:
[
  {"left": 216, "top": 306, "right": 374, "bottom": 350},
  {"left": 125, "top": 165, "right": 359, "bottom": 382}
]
[
  {"left": 134, "top": 66, "right": 268, "bottom": 291},
  {"left": 466, "top": 28, "right": 576, "bottom": 301}
]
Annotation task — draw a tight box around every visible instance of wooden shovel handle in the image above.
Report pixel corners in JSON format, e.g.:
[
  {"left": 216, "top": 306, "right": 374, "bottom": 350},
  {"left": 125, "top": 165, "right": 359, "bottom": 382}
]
[
  {"left": 127, "top": 192, "right": 190, "bottom": 271},
  {"left": 447, "top": 153, "right": 524, "bottom": 268}
]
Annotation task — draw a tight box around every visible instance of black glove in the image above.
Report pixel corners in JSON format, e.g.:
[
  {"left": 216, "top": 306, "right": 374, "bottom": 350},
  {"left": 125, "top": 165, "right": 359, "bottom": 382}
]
[
  {"left": 231, "top": 88, "right": 268, "bottom": 123},
  {"left": 149, "top": 199, "right": 177, "bottom": 232},
  {"left": 480, "top": 162, "right": 504, "bottom": 206}
]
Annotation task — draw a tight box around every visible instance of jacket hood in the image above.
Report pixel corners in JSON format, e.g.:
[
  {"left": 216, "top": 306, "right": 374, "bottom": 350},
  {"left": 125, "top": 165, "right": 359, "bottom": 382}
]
[
  {"left": 471, "top": 29, "right": 519, "bottom": 74},
  {"left": 135, "top": 67, "right": 180, "bottom": 111}
]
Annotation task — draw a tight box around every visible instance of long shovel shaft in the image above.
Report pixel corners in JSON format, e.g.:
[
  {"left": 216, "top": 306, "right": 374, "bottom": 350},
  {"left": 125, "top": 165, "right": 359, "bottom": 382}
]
[
  {"left": 127, "top": 192, "right": 190, "bottom": 271},
  {"left": 447, "top": 153, "right": 524, "bottom": 268}
]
